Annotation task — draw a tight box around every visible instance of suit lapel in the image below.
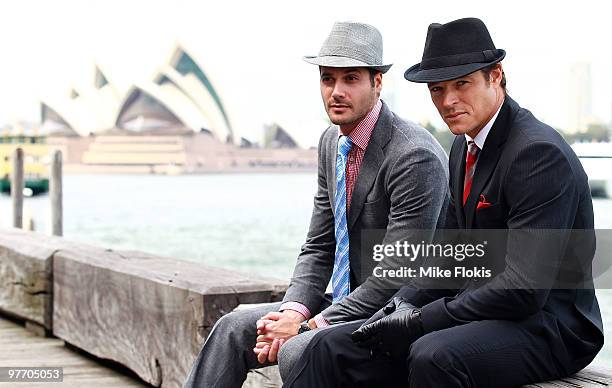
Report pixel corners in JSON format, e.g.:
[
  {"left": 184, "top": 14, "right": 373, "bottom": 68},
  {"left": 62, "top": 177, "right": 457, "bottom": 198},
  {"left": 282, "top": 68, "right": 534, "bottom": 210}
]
[
  {"left": 347, "top": 102, "right": 392, "bottom": 230},
  {"left": 328, "top": 129, "right": 339, "bottom": 214},
  {"left": 464, "top": 97, "right": 515, "bottom": 228},
  {"left": 452, "top": 137, "right": 467, "bottom": 227}
]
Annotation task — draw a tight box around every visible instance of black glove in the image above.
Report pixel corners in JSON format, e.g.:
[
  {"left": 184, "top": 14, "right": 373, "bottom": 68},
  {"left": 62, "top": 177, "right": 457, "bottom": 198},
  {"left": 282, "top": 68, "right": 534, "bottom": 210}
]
[
  {"left": 360, "top": 297, "right": 397, "bottom": 327},
  {"left": 351, "top": 297, "right": 423, "bottom": 358}
]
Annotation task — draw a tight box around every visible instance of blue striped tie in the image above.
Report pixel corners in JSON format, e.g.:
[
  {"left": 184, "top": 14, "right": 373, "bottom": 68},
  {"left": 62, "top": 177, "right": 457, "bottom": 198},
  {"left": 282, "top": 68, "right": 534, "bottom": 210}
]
[{"left": 332, "top": 135, "right": 353, "bottom": 303}]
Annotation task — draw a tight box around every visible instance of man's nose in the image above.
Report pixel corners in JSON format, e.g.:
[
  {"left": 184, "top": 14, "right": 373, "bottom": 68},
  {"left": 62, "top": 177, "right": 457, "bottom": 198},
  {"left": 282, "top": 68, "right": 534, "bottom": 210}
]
[
  {"left": 441, "top": 90, "right": 458, "bottom": 109},
  {"left": 331, "top": 82, "right": 345, "bottom": 99}
]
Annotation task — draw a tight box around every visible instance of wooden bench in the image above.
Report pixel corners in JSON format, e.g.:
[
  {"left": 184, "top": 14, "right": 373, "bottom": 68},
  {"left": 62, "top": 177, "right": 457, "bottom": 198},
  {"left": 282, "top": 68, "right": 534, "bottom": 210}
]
[
  {"left": 243, "top": 362, "right": 612, "bottom": 387},
  {"left": 524, "top": 365, "right": 612, "bottom": 387},
  {"left": 0, "top": 228, "right": 287, "bottom": 388}
]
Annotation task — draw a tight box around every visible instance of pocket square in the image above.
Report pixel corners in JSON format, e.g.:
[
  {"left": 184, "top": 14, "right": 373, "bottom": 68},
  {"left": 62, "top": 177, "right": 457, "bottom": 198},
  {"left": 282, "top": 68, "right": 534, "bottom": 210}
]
[{"left": 477, "top": 194, "right": 493, "bottom": 209}]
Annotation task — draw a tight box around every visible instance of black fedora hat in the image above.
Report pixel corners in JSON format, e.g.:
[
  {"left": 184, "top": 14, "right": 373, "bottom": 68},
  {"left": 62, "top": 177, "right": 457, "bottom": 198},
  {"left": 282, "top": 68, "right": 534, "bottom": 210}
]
[{"left": 404, "top": 17, "right": 505, "bottom": 83}]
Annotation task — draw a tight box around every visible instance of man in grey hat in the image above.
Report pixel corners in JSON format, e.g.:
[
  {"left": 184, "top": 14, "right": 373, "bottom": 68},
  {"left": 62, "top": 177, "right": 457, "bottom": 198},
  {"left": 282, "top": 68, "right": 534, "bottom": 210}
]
[
  {"left": 183, "top": 21, "right": 449, "bottom": 387},
  {"left": 283, "top": 17, "right": 603, "bottom": 388}
]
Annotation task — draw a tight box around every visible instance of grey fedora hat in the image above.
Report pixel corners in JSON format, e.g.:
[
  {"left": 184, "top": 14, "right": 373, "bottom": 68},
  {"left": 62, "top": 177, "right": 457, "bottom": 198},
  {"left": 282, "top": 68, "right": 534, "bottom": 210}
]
[{"left": 304, "top": 21, "right": 392, "bottom": 73}]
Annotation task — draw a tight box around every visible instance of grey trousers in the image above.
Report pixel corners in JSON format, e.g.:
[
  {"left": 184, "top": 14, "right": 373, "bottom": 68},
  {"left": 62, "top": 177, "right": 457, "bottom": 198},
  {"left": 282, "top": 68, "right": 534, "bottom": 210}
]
[{"left": 183, "top": 302, "right": 324, "bottom": 388}]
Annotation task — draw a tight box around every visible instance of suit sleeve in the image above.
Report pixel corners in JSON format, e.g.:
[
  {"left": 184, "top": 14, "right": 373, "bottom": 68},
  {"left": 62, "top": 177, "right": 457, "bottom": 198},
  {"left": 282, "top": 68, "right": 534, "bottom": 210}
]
[
  {"left": 420, "top": 141, "right": 580, "bottom": 333},
  {"left": 281, "top": 129, "right": 336, "bottom": 314},
  {"left": 386, "top": 139, "right": 461, "bottom": 311},
  {"left": 320, "top": 144, "right": 450, "bottom": 323}
]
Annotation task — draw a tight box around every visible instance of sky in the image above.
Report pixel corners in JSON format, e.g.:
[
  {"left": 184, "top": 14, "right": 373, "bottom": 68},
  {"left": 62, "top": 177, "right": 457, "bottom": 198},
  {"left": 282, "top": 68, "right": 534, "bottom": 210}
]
[{"left": 0, "top": 0, "right": 610, "bottom": 146}]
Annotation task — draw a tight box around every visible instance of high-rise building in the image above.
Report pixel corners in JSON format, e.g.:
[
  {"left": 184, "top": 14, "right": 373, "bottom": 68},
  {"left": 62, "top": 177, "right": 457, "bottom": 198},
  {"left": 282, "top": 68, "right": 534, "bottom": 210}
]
[
  {"left": 609, "top": 100, "right": 612, "bottom": 138},
  {"left": 568, "top": 62, "right": 592, "bottom": 133}
]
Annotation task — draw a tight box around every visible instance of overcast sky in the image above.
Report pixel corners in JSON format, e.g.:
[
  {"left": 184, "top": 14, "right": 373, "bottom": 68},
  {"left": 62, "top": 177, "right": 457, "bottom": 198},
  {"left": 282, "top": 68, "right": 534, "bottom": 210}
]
[{"left": 0, "top": 0, "right": 610, "bottom": 146}]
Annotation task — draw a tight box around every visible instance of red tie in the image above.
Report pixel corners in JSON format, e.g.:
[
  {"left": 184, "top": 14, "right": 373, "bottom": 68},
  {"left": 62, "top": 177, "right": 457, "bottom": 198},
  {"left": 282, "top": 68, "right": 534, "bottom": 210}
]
[{"left": 463, "top": 141, "right": 480, "bottom": 206}]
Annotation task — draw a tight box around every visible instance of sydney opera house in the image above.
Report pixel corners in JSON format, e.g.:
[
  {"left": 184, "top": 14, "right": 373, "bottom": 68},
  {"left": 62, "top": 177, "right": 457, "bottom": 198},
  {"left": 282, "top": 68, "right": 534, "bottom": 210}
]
[{"left": 42, "top": 45, "right": 316, "bottom": 174}]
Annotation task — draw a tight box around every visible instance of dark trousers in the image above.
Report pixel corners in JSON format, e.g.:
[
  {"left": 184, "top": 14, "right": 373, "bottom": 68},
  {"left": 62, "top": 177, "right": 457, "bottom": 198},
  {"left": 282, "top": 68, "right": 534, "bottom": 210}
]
[{"left": 283, "top": 319, "right": 569, "bottom": 388}]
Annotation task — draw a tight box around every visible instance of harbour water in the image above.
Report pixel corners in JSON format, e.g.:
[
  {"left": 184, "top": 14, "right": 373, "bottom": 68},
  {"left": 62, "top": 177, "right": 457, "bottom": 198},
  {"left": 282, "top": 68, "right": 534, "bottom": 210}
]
[{"left": 0, "top": 173, "right": 610, "bottom": 364}]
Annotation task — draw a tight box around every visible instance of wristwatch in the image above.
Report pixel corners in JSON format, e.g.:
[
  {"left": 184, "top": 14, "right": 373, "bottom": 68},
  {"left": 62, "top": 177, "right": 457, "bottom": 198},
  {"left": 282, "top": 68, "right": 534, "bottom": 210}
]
[{"left": 297, "top": 321, "right": 312, "bottom": 334}]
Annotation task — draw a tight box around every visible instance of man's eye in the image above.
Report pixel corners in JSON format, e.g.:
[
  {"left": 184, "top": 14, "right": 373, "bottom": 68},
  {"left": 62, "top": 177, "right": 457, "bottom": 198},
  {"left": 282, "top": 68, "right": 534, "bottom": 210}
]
[
  {"left": 346, "top": 75, "right": 358, "bottom": 81},
  {"left": 457, "top": 80, "right": 468, "bottom": 86},
  {"left": 429, "top": 87, "right": 441, "bottom": 93}
]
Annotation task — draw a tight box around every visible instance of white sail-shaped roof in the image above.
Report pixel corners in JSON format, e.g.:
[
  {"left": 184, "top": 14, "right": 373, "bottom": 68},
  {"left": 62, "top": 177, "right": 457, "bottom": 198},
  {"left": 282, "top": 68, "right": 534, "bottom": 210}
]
[
  {"left": 165, "top": 46, "right": 234, "bottom": 142},
  {"left": 116, "top": 83, "right": 212, "bottom": 134},
  {"left": 40, "top": 65, "right": 121, "bottom": 136},
  {"left": 39, "top": 45, "right": 235, "bottom": 142}
]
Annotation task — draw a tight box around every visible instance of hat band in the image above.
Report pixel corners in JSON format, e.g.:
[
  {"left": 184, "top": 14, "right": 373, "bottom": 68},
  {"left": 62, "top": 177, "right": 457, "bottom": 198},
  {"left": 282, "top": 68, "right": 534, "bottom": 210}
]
[
  {"left": 319, "top": 46, "right": 380, "bottom": 66},
  {"left": 420, "top": 50, "right": 498, "bottom": 70}
]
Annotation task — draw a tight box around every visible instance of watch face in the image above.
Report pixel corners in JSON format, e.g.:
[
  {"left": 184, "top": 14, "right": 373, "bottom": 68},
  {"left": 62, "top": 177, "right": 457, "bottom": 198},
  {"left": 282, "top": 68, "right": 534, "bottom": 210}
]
[{"left": 298, "top": 322, "right": 311, "bottom": 334}]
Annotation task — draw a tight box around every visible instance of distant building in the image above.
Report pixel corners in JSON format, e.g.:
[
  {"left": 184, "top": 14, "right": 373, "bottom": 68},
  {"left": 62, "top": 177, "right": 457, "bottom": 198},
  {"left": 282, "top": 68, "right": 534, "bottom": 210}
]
[
  {"left": 263, "top": 123, "right": 298, "bottom": 148},
  {"left": 40, "top": 46, "right": 235, "bottom": 144},
  {"left": 239, "top": 137, "right": 256, "bottom": 148},
  {"left": 568, "top": 62, "right": 593, "bottom": 133},
  {"left": 41, "top": 66, "right": 121, "bottom": 137},
  {"left": 609, "top": 101, "right": 612, "bottom": 139},
  {"left": 36, "top": 44, "right": 319, "bottom": 174}
]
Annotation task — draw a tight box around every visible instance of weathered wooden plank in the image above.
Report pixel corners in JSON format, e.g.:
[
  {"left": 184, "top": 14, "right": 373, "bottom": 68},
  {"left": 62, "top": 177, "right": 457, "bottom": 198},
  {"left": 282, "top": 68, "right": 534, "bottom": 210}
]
[
  {"left": 0, "top": 340, "right": 66, "bottom": 349},
  {"left": 0, "top": 227, "right": 82, "bottom": 330},
  {"left": 0, "top": 229, "right": 56, "bottom": 329},
  {"left": 0, "top": 377, "right": 144, "bottom": 388},
  {"left": 522, "top": 365, "right": 612, "bottom": 387},
  {"left": 580, "top": 365, "right": 612, "bottom": 382},
  {"left": 0, "top": 228, "right": 287, "bottom": 386},
  {"left": 52, "top": 245, "right": 286, "bottom": 388},
  {"left": 244, "top": 366, "right": 283, "bottom": 388},
  {"left": 25, "top": 320, "right": 47, "bottom": 336},
  {"left": 0, "top": 319, "right": 14, "bottom": 328},
  {"left": 242, "top": 364, "right": 612, "bottom": 388},
  {"left": 0, "top": 316, "right": 146, "bottom": 387}
]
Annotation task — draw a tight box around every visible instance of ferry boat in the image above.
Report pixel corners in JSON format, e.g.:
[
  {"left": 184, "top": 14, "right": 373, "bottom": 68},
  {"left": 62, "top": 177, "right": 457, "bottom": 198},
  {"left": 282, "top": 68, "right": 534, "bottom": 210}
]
[
  {"left": 572, "top": 142, "right": 612, "bottom": 198},
  {"left": 0, "top": 133, "right": 50, "bottom": 196}
]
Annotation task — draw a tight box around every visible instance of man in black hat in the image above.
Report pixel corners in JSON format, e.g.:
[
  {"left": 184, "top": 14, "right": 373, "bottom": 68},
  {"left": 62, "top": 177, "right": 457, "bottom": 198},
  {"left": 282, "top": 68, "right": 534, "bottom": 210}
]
[{"left": 283, "top": 17, "right": 604, "bottom": 387}]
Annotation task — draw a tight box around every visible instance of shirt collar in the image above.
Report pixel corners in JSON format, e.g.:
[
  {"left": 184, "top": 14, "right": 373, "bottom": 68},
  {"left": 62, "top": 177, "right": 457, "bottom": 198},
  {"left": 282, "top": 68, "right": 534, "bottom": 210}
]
[
  {"left": 464, "top": 99, "right": 504, "bottom": 150},
  {"left": 338, "top": 99, "right": 382, "bottom": 151}
]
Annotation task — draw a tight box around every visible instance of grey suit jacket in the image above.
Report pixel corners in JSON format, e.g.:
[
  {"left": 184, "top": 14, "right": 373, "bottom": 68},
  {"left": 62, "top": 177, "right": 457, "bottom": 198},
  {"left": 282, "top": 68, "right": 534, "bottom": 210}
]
[{"left": 282, "top": 101, "right": 450, "bottom": 324}]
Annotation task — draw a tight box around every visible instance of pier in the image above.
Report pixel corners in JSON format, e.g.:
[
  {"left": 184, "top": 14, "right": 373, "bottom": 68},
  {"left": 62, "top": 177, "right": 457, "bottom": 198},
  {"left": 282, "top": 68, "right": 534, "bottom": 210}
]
[{"left": 0, "top": 227, "right": 286, "bottom": 387}]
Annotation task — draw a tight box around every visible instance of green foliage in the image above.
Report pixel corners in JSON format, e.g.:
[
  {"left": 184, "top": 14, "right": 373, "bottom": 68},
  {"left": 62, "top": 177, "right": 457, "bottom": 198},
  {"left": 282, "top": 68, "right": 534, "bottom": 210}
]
[
  {"left": 431, "top": 131, "right": 456, "bottom": 154},
  {"left": 560, "top": 124, "right": 611, "bottom": 143},
  {"left": 424, "top": 121, "right": 611, "bottom": 154},
  {"left": 421, "top": 121, "right": 456, "bottom": 154}
]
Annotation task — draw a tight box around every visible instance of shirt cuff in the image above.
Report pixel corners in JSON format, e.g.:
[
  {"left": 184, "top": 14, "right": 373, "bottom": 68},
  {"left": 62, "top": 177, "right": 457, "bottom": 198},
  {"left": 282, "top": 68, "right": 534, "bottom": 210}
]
[
  {"left": 279, "top": 302, "right": 311, "bottom": 320},
  {"left": 313, "top": 313, "right": 330, "bottom": 328}
]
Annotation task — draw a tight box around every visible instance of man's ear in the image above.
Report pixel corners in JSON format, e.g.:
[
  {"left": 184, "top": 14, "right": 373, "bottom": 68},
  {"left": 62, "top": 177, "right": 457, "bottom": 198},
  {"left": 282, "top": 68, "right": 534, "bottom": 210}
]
[
  {"left": 376, "top": 72, "right": 383, "bottom": 96},
  {"left": 492, "top": 64, "right": 503, "bottom": 85}
]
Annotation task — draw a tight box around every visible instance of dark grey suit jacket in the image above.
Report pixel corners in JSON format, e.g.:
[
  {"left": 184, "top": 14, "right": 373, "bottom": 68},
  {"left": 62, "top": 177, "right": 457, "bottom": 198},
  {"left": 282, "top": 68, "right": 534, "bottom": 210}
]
[{"left": 282, "top": 101, "right": 449, "bottom": 324}]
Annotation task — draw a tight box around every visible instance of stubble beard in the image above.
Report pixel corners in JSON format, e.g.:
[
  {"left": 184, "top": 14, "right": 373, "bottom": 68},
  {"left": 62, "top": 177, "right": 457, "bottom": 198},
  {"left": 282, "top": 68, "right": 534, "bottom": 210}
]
[{"left": 327, "top": 90, "right": 376, "bottom": 127}]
